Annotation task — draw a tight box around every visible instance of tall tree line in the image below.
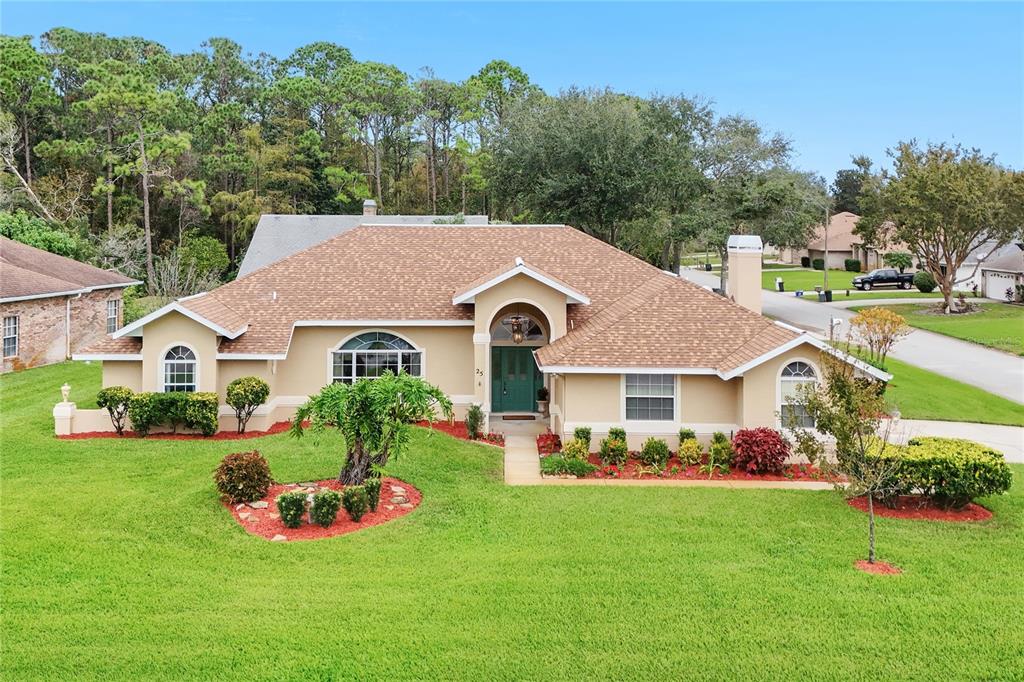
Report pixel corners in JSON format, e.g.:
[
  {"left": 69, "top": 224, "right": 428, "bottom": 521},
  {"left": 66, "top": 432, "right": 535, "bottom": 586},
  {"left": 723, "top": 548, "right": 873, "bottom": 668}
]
[{"left": 0, "top": 28, "right": 825, "bottom": 289}]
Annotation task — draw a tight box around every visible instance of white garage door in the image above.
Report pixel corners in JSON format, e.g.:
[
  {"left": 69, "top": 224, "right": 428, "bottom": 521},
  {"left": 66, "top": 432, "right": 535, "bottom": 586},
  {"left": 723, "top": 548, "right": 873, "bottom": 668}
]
[{"left": 984, "top": 272, "right": 1017, "bottom": 299}]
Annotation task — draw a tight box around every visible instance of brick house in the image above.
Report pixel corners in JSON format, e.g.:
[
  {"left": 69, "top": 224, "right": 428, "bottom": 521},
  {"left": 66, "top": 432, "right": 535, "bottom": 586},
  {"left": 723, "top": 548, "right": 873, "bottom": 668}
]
[{"left": 1, "top": 237, "right": 139, "bottom": 373}]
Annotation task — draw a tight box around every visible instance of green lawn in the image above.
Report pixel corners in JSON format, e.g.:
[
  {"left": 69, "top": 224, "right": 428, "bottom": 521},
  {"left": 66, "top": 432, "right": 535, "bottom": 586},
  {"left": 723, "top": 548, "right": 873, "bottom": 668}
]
[
  {"left": 763, "top": 268, "right": 943, "bottom": 300},
  {"left": 852, "top": 302, "right": 1024, "bottom": 356},
  {"left": 3, "top": 363, "right": 1023, "bottom": 679}
]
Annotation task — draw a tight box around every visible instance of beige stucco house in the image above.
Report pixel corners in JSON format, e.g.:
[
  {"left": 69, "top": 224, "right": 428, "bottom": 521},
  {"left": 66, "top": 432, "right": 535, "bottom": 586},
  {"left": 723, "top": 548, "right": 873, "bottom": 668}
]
[{"left": 67, "top": 225, "right": 886, "bottom": 447}]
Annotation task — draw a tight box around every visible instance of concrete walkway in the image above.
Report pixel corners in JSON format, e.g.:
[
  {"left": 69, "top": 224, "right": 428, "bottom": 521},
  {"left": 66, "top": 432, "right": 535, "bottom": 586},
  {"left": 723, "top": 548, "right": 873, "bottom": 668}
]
[
  {"left": 680, "top": 269, "right": 1024, "bottom": 404},
  {"left": 497, "top": 417, "right": 545, "bottom": 485},
  {"left": 888, "top": 419, "right": 1024, "bottom": 463}
]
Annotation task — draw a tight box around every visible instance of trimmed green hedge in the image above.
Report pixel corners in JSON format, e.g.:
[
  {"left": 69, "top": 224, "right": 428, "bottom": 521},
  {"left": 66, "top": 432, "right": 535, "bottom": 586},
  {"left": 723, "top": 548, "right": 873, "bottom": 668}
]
[
  {"left": 875, "top": 437, "right": 1012, "bottom": 509},
  {"left": 128, "top": 392, "right": 219, "bottom": 436},
  {"left": 812, "top": 258, "right": 825, "bottom": 271},
  {"left": 844, "top": 259, "right": 861, "bottom": 272}
]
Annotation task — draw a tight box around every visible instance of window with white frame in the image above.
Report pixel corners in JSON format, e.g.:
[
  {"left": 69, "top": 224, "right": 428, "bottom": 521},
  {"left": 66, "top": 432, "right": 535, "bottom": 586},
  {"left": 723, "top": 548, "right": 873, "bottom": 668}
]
[
  {"left": 625, "top": 374, "right": 675, "bottom": 420},
  {"left": 331, "top": 332, "right": 422, "bottom": 384},
  {"left": 162, "top": 345, "right": 197, "bottom": 392},
  {"left": 106, "top": 299, "right": 120, "bottom": 334},
  {"left": 3, "top": 316, "right": 18, "bottom": 358},
  {"left": 780, "top": 361, "right": 816, "bottom": 428}
]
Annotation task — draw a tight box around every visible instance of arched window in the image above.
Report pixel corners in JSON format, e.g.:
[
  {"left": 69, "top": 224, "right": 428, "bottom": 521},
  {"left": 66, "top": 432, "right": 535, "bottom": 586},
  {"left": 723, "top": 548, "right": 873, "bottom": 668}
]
[
  {"left": 332, "top": 332, "right": 422, "bottom": 384},
  {"left": 163, "top": 345, "right": 197, "bottom": 392},
  {"left": 490, "top": 313, "right": 547, "bottom": 343},
  {"left": 780, "top": 361, "right": 816, "bottom": 428}
]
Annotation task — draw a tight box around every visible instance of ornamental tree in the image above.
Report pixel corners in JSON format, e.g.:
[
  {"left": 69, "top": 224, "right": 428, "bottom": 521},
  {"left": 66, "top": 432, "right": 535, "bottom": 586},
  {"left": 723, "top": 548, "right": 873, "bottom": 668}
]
[
  {"left": 291, "top": 371, "right": 453, "bottom": 485},
  {"left": 849, "top": 308, "right": 910, "bottom": 367},
  {"left": 858, "top": 141, "right": 1024, "bottom": 313},
  {"left": 225, "top": 376, "right": 270, "bottom": 433}
]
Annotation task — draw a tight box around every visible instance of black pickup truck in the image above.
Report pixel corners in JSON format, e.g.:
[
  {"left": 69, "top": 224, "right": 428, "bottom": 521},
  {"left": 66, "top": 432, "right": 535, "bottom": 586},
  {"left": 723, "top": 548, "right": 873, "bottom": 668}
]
[{"left": 851, "top": 268, "right": 914, "bottom": 290}]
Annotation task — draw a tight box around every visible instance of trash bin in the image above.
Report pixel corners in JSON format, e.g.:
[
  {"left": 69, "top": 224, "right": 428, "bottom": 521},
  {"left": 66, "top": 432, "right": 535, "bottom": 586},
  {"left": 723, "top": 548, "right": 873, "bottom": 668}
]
[
  {"left": 704, "top": 263, "right": 712, "bottom": 271},
  {"left": 818, "top": 292, "right": 827, "bottom": 302},
  {"left": 775, "top": 277, "right": 784, "bottom": 292},
  {"left": 824, "top": 290, "right": 833, "bottom": 302}
]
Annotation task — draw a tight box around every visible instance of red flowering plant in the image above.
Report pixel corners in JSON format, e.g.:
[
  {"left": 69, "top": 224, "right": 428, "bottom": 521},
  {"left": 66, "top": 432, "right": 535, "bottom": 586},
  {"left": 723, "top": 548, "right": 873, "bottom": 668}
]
[
  {"left": 601, "top": 465, "right": 620, "bottom": 478},
  {"left": 481, "top": 432, "right": 505, "bottom": 446},
  {"left": 731, "top": 427, "right": 790, "bottom": 474},
  {"left": 536, "top": 431, "right": 562, "bottom": 456}
]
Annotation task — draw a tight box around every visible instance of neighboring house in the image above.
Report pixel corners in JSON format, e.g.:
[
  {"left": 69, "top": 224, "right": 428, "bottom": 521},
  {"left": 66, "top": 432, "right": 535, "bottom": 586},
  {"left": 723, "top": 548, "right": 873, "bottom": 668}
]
[
  {"left": 70, "top": 224, "right": 886, "bottom": 445},
  {"left": 952, "top": 240, "right": 1023, "bottom": 293},
  {"left": 778, "top": 212, "right": 913, "bottom": 273},
  {"left": 979, "top": 244, "right": 1024, "bottom": 299},
  {"left": 237, "top": 199, "right": 488, "bottom": 277},
  {"left": 1, "top": 237, "right": 139, "bottom": 373}
]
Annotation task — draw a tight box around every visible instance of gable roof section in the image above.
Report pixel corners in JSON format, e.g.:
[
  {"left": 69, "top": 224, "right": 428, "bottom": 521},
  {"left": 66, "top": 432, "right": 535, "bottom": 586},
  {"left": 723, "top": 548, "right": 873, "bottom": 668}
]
[
  {"left": 113, "top": 300, "right": 247, "bottom": 339},
  {"left": 452, "top": 256, "right": 590, "bottom": 304},
  {"left": 806, "top": 212, "right": 860, "bottom": 252},
  {"left": 1, "top": 236, "right": 139, "bottom": 302},
  {"left": 238, "top": 213, "right": 489, "bottom": 277},
  {"left": 979, "top": 243, "right": 1024, "bottom": 274}
]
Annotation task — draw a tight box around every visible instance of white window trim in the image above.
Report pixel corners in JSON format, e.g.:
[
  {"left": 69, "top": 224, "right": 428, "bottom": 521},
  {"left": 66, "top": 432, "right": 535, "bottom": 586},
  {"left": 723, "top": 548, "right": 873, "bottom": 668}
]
[
  {"left": 158, "top": 342, "right": 200, "bottom": 393},
  {"left": 776, "top": 356, "right": 820, "bottom": 430},
  {"left": 326, "top": 329, "right": 426, "bottom": 386},
  {"left": 3, "top": 315, "right": 19, "bottom": 358},
  {"left": 620, "top": 373, "right": 679, "bottom": 423},
  {"left": 106, "top": 299, "right": 120, "bottom": 334}
]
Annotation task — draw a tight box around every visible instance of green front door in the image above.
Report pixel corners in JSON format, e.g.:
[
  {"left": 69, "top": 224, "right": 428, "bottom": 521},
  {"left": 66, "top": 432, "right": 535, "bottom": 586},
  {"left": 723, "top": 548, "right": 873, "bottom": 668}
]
[{"left": 491, "top": 347, "right": 541, "bottom": 413}]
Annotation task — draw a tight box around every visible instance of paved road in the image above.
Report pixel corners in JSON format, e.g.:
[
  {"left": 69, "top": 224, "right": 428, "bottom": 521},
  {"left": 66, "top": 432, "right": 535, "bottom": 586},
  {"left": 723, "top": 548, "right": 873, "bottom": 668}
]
[{"left": 682, "top": 269, "right": 1024, "bottom": 403}]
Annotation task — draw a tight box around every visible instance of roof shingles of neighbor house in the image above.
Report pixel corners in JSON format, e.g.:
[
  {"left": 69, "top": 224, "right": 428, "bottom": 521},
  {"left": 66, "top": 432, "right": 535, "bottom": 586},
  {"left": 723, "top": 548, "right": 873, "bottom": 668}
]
[
  {"left": 806, "top": 211, "right": 861, "bottom": 252},
  {"left": 0, "top": 236, "right": 138, "bottom": 301},
  {"left": 84, "top": 225, "right": 803, "bottom": 372}
]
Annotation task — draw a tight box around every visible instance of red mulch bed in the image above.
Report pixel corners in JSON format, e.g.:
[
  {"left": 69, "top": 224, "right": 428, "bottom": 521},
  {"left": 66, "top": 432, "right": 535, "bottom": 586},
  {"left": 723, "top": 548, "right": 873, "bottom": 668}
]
[
  {"left": 414, "top": 420, "right": 505, "bottom": 446},
  {"left": 580, "top": 453, "right": 835, "bottom": 482},
  {"left": 59, "top": 420, "right": 296, "bottom": 441},
  {"left": 848, "top": 495, "right": 992, "bottom": 522},
  {"left": 854, "top": 560, "right": 902, "bottom": 575},
  {"left": 225, "top": 477, "right": 421, "bottom": 542}
]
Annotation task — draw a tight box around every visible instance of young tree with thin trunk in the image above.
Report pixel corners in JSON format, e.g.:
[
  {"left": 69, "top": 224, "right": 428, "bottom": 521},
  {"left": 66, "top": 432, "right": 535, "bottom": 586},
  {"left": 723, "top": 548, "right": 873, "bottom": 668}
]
[
  {"left": 858, "top": 142, "right": 1024, "bottom": 314},
  {"left": 849, "top": 307, "right": 910, "bottom": 366}
]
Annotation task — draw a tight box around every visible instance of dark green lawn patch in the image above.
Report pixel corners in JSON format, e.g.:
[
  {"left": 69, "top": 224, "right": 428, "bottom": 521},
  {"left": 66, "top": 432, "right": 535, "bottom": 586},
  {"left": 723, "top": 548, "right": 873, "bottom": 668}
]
[{"left": 2, "top": 362, "right": 1023, "bottom": 679}]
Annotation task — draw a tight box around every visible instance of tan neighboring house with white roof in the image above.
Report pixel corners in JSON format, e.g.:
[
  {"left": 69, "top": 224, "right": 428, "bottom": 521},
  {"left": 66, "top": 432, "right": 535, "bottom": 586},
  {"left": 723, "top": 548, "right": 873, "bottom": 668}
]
[{"left": 67, "top": 224, "right": 886, "bottom": 446}]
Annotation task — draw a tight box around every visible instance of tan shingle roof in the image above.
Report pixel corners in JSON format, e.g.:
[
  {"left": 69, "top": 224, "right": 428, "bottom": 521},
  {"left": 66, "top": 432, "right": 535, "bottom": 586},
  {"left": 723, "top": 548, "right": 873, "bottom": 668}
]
[
  {"left": 77, "top": 336, "right": 142, "bottom": 355},
  {"left": 93, "top": 224, "right": 801, "bottom": 371},
  {"left": 1, "top": 237, "right": 137, "bottom": 300},
  {"left": 806, "top": 212, "right": 860, "bottom": 252}
]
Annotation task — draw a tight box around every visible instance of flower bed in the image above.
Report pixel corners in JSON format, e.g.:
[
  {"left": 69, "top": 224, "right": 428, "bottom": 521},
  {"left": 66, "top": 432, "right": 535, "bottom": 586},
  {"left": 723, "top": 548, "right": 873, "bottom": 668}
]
[
  {"left": 847, "top": 495, "right": 992, "bottom": 522},
  {"left": 59, "top": 420, "right": 298, "bottom": 441},
  {"left": 225, "top": 477, "right": 421, "bottom": 541},
  {"left": 413, "top": 420, "right": 504, "bottom": 446},
  {"left": 552, "top": 453, "right": 836, "bottom": 481}
]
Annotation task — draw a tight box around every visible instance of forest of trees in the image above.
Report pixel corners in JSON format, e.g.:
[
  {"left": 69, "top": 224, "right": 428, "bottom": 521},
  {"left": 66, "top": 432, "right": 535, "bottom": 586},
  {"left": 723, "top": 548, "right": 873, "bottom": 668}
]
[{"left": 0, "top": 28, "right": 830, "bottom": 296}]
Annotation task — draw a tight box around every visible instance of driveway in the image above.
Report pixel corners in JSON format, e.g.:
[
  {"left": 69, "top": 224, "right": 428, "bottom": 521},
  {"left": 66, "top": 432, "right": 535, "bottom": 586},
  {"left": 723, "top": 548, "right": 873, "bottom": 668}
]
[{"left": 681, "top": 269, "right": 1024, "bottom": 404}]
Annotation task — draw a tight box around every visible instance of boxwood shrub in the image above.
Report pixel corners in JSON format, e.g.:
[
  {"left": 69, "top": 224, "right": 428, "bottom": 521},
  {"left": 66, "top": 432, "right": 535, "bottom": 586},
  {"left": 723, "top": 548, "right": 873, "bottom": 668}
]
[
  {"left": 913, "top": 270, "right": 937, "bottom": 293},
  {"left": 639, "top": 437, "right": 670, "bottom": 467},
  {"left": 128, "top": 391, "right": 219, "bottom": 436},
  {"left": 342, "top": 485, "right": 369, "bottom": 522},
  {"left": 276, "top": 491, "right": 308, "bottom": 528},
  {"left": 608, "top": 426, "right": 627, "bottom": 442},
  {"left": 310, "top": 489, "right": 343, "bottom": 527},
  {"left": 214, "top": 450, "right": 273, "bottom": 503},
  {"left": 877, "top": 437, "right": 1012, "bottom": 509},
  {"left": 678, "top": 428, "right": 696, "bottom": 442},
  {"left": 573, "top": 426, "right": 592, "bottom": 450},
  {"left": 364, "top": 477, "right": 382, "bottom": 512},
  {"left": 812, "top": 258, "right": 825, "bottom": 271},
  {"left": 844, "top": 258, "right": 861, "bottom": 272},
  {"left": 731, "top": 427, "right": 790, "bottom": 474},
  {"left": 96, "top": 386, "right": 133, "bottom": 435}
]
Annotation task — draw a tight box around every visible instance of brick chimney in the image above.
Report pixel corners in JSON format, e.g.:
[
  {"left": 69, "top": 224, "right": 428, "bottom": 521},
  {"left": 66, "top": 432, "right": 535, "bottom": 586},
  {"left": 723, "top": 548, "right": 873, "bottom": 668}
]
[
  {"left": 363, "top": 199, "right": 378, "bottom": 216},
  {"left": 726, "top": 235, "right": 763, "bottom": 314}
]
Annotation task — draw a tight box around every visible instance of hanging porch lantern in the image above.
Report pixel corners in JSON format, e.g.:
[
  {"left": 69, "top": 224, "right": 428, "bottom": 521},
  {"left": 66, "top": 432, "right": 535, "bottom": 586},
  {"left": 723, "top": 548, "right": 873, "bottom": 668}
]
[{"left": 510, "top": 316, "right": 525, "bottom": 344}]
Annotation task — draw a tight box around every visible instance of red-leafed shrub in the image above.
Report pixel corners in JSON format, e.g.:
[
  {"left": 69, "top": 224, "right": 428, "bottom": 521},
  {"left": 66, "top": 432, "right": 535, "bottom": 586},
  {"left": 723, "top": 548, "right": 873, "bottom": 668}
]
[
  {"left": 214, "top": 450, "right": 273, "bottom": 503},
  {"left": 731, "top": 428, "right": 790, "bottom": 474},
  {"left": 536, "top": 431, "right": 561, "bottom": 455}
]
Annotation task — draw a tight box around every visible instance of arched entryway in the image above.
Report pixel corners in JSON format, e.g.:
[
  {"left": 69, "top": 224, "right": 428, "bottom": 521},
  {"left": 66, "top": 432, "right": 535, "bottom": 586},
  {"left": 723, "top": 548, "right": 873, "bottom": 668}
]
[{"left": 488, "top": 302, "right": 549, "bottom": 414}]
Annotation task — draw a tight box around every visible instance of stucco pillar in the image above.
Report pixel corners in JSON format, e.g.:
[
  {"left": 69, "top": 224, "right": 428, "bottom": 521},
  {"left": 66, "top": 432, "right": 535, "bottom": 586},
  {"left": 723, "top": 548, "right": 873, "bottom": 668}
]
[
  {"left": 53, "top": 401, "right": 76, "bottom": 436},
  {"left": 726, "top": 235, "right": 763, "bottom": 315},
  {"left": 473, "top": 332, "right": 490, "bottom": 434}
]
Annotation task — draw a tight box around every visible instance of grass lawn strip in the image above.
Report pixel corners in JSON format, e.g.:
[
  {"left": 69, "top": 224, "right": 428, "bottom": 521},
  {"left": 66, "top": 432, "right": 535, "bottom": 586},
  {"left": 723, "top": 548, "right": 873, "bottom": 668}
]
[
  {"left": 763, "top": 267, "right": 943, "bottom": 300},
  {"left": 851, "top": 302, "right": 1024, "bottom": 356},
  {"left": 2, "top": 362, "right": 1022, "bottom": 679}
]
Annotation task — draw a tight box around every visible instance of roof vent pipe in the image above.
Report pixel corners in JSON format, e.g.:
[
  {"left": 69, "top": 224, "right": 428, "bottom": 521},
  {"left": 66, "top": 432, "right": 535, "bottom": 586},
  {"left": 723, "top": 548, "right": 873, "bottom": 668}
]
[{"left": 363, "top": 199, "right": 378, "bottom": 216}]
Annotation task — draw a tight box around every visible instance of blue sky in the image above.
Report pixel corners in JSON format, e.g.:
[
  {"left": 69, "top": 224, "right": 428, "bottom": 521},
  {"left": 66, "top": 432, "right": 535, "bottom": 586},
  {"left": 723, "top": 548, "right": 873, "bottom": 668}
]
[{"left": 2, "top": 1, "right": 1021, "bottom": 180}]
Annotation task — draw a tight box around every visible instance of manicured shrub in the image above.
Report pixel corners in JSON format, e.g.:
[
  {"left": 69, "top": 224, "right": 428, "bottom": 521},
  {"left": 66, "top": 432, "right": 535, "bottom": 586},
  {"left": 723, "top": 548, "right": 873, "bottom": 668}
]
[
  {"left": 465, "top": 403, "right": 484, "bottom": 440},
  {"left": 276, "top": 491, "right": 308, "bottom": 529},
  {"left": 844, "top": 258, "right": 861, "bottom": 272},
  {"left": 678, "top": 427, "right": 696, "bottom": 442},
  {"left": 677, "top": 438, "right": 702, "bottom": 466},
  {"left": 731, "top": 427, "right": 790, "bottom": 474},
  {"left": 225, "top": 376, "right": 270, "bottom": 433},
  {"left": 573, "top": 426, "right": 592, "bottom": 450},
  {"left": 561, "top": 438, "right": 589, "bottom": 461},
  {"left": 214, "top": 450, "right": 273, "bottom": 504},
  {"left": 599, "top": 437, "right": 628, "bottom": 466},
  {"left": 540, "top": 455, "right": 598, "bottom": 477},
  {"left": 800, "top": 256, "right": 811, "bottom": 268},
  {"left": 310, "top": 489, "right": 343, "bottom": 527},
  {"left": 877, "top": 437, "right": 1012, "bottom": 509},
  {"left": 639, "top": 437, "right": 670, "bottom": 468},
  {"left": 127, "top": 393, "right": 159, "bottom": 437},
  {"left": 96, "top": 386, "right": 133, "bottom": 435},
  {"left": 812, "top": 258, "right": 825, "bottom": 271},
  {"left": 364, "top": 477, "right": 382, "bottom": 512},
  {"left": 608, "top": 426, "right": 626, "bottom": 442},
  {"left": 913, "top": 270, "right": 937, "bottom": 293},
  {"left": 342, "top": 485, "right": 369, "bottom": 522},
  {"left": 709, "top": 431, "right": 732, "bottom": 467},
  {"left": 128, "top": 391, "right": 218, "bottom": 436},
  {"left": 184, "top": 392, "right": 219, "bottom": 436}
]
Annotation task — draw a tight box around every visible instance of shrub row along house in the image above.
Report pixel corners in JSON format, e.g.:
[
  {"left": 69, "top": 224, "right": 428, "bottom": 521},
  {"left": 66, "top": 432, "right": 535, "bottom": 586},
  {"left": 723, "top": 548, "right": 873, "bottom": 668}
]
[
  {"left": 1, "top": 237, "right": 138, "bottom": 373},
  {"left": 63, "top": 223, "right": 887, "bottom": 446}
]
